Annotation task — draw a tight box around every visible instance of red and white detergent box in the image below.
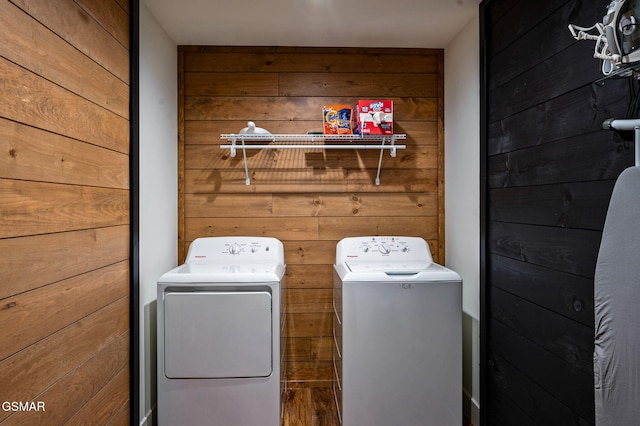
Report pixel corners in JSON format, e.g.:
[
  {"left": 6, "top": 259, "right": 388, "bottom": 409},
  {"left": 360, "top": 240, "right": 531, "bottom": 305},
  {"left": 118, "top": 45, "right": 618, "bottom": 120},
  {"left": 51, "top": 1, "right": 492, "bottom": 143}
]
[{"left": 356, "top": 100, "right": 393, "bottom": 135}]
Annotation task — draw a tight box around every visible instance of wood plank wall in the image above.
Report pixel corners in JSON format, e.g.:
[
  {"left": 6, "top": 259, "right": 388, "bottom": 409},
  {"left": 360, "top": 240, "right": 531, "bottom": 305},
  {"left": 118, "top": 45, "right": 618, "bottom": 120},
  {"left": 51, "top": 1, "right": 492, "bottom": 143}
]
[
  {"left": 179, "top": 46, "right": 444, "bottom": 385},
  {"left": 482, "top": 0, "right": 634, "bottom": 424},
  {"left": 0, "top": 0, "right": 131, "bottom": 423}
]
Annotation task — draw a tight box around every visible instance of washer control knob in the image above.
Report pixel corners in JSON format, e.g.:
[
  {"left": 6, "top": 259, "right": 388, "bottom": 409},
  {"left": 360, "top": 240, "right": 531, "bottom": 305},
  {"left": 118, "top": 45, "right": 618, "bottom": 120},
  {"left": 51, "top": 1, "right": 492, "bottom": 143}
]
[
  {"left": 378, "top": 244, "right": 390, "bottom": 254},
  {"left": 228, "top": 243, "right": 242, "bottom": 255}
]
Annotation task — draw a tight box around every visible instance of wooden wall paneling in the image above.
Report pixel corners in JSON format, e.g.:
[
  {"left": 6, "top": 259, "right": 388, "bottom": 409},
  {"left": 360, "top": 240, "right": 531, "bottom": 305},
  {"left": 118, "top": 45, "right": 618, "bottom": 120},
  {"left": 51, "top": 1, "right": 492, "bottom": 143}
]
[
  {"left": 0, "top": 1, "right": 129, "bottom": 119},
  {"left": 65, "top": 366, "right": 130, "bottom": 425},
  {"left": 318, "top": 216, "right": 438, "bottom": 240},
  {"left": 488, "top": 351, "right": 591, "bottom": 426},
  {"left": 346, "top": 168, "right": 437, "bottom": 193},
  {"left": 178, "top": 48, "right": 186, "bottom": 262},
  {"left": 287, "top": 288, "right": 333, "bottom": 314},
  {"left": 185, "top": 97, "right": 438, "bottom": 121},
  {"left": 184, "top": 72, "right": 279, "bottom": 96},
  {"left": 10, "top": 0, "right": 130, "bottom": 83},
  {"left": 490, "top": 45, "right": 603, "bottom": 120},
  {"left": 488, "top": 222, "right": 601, "bottom": 278},
  {"left": 181, "top": 46, "right": 440, "bottom": 73},
  {"left": 0, "top": 226, "right": 129, "bottom": 299},
  {"left": 489, "top": 320, "right": 594, "bottom": 422},
  {"left": 283, "top": 337, "right": 334, "bottom": 364},
  {"left": 185, "top": 144, "right": 437, "bottom": 171},
  {"left": 487, "top": 81, "right": 630, "bottom": 156},
  {"left": 0, "top": 260, "right": 129, "bottom": 360},
  {"left": 488, "top": 133, "right": 632, "bottom": 187},
  {"left": 1, "top": 331, "right": 129, "bottom": 426},
  {"left": 0, "top": 57, "right": 129, "bottom": 153},
  {"left": 482, "top": 0, "right": 636, "bottom": 422},
  {"left": 485, "top": 387, "right": 538, "bottom": 426},
  {"left": 74, "top": 0, "right": 130, "bottom": 49},
  {"left": 109, "top": 402, "right": 132, "bottom": 426},
  {"left": 285, "top": 264, "right": 333, "bottom": 288},
  {"left": 187, "top": 120, "right": 321, "bottom": 143},
  {"left": 487, "top": 0, "right": 566, "bottom": 58},
  {"left": 489, "top": 255, "right": 594, "bottom": 327},
  {"left": 1, "top": 118, "right": 129, "bottom": 189},
  {"left": 284, "top": 262, "right": 334, "bottom": 385},
  {"left": 488, "top": 181, "right": 614, "bottom": 230},
  {"left": 185, "top": 193, "right": 274, "bottom": 217},
  {"left": 488, "top": 0, "right": 598, "bottom": 92},
  {"left": 0, "top": 296, "right": 129, "bottom": 422},
  {"left": 180, "top": 46, "right": 444, "bottom": 385},
  {"left": 114, "top": 0, "right": 130, "bottom": 14},
  {"left": 278, "top": 73, "right": 438, "bottom": 97},
  {"left": 0, "top": 1, "right": 131, "bottom": 423},
  {"left": 287, "top": 312, "right": 333, "bottom": 338},
  {"left": 184, "top": 168, "right": 349, "bottom": 194},
  {"left": 436, "top": 51, "right": 445, "bottom": 264},
  {"left": 490, "top": 286, "right": 593, "bottom": 373},
  {"left": 185, "top": 217, "right": 320, "bottom": 241},
  {"left": 0, "top": 180, "right": 128, "bottom": 238},
  {"left": 271, "top": 193, "right": 438, "bottom": 217},
  {"left": 285, "top": 359, "right": 335, "bottom": 385}
]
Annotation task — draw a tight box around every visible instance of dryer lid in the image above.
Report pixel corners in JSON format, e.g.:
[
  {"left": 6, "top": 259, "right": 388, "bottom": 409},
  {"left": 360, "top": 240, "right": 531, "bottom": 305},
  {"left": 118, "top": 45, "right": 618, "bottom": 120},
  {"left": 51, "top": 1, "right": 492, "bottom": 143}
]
[
  {"left": 159, "top": 260, "right": 285, "bottom": 283},
  {"left": 158, "top": 236, "right": 286, "bottom": 283}
]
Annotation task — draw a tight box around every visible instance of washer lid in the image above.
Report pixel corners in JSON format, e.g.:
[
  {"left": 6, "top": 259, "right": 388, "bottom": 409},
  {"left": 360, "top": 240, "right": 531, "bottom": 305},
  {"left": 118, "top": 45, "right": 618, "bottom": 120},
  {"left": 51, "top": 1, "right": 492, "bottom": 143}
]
[
  {"left": 345, "top": 260, "right": 429, "bottom": 274},
  {"left": 335, "top": 237, "right": 460, "bottom": 282},
  {"left": 337, "top": 261, "right": 461, "bottom": 282}
]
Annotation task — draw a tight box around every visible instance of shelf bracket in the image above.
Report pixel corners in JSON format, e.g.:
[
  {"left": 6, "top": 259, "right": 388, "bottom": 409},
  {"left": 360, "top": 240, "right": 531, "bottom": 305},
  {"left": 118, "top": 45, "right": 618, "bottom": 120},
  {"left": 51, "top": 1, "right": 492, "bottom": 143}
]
[
  {"left": 240, "top": 137, "right": 251, "bottom": 185},
  {"left": 229, "top": 136, "right": 237, "bottom": 158},
  {"left": 375, "top": 136, "right": 387, "bottom": 185}
]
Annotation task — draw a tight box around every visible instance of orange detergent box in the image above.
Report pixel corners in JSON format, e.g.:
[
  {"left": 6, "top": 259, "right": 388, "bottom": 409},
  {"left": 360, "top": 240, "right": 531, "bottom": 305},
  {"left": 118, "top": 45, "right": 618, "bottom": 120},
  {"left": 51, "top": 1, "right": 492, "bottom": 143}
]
[
  {"left": 356, "top": 100, "right": 393, "bottom": 135},
  {"left": 323, "top": 105, "right": 353, "bottom": 134}
]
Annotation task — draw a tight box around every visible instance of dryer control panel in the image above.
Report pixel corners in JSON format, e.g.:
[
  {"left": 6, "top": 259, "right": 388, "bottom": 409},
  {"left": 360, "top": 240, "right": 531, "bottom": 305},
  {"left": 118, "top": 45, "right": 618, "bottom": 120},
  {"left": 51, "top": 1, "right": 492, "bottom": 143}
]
[{"left": 184, "top": 237, "right": 284, "bottom": 264}]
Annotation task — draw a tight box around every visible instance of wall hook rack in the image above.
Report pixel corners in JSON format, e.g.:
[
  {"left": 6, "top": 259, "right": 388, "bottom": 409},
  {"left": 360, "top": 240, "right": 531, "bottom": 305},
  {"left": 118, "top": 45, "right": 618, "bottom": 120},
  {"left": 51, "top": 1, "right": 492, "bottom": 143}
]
[{"left": 220, "top": 133, "right": 407, "bottom": 185}]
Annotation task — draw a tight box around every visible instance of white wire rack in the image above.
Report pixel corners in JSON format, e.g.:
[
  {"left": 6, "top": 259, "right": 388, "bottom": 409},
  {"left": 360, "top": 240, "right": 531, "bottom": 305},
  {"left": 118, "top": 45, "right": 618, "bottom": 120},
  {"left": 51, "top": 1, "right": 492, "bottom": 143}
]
[{"left": 220, "top": 133, "right": 407, "bottom": 185}]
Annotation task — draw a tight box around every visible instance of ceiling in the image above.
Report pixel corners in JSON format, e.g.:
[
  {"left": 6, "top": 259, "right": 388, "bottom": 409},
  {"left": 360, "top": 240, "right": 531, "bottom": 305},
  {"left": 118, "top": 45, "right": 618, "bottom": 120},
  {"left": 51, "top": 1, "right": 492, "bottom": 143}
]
[{"left": 141, "top": 0, "right": 479, "bottom": 48}]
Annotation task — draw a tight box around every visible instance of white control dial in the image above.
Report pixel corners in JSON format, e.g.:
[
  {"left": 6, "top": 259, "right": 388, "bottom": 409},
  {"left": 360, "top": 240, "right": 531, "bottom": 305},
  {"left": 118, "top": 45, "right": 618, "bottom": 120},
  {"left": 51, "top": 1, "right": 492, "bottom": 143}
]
[
  {"left": 228, "top": 243, "right": 242, "bottom": 255},
  {"left": 378, "top": 244, "right": 391, "bottom": 254}
]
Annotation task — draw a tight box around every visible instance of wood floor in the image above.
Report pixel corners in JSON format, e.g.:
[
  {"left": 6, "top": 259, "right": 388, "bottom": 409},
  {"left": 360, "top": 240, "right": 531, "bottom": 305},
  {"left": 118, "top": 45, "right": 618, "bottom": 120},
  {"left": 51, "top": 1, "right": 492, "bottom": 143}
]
[
  {"left": 282, "top": 387, "right": 340, "bottom": 426},
  {"left": 282, "top": 386, "right": 474, "bottom": 426}
]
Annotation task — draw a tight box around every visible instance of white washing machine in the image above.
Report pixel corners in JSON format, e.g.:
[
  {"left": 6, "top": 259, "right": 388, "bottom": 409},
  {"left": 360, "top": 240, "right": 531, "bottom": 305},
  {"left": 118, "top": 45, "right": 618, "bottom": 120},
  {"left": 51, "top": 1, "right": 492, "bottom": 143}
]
[
  {"left": 333, "top": 236, "right": 462, "bottom": 426},
  {"left": 157, "top": 236, "right": 285, "bottom": 426}
]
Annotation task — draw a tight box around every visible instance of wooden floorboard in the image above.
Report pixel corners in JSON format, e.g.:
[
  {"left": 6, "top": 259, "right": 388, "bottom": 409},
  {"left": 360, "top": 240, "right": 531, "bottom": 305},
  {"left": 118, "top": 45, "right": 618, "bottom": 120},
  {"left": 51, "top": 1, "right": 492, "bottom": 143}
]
[
  {"left": 282, "top": 387, "right": 339, "bottom": 426},
  {"left": 282, "top": 386, "right": 473, "bottom": 426}
]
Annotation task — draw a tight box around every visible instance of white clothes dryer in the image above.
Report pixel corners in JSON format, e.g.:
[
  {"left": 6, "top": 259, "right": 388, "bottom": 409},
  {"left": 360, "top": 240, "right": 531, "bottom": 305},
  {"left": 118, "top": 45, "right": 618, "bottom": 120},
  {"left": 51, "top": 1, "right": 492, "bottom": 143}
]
[
  {"left": 157, "top": 236, "right": 285, "bottom": 426},
  {"left": 333, "top": 236, "right": 461, "bottom": 425}
]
